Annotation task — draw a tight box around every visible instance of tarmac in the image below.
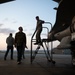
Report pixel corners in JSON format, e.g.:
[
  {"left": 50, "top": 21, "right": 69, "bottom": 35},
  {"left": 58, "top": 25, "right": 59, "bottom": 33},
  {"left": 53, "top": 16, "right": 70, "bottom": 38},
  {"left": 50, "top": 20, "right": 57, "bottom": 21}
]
[{"left": 0, "top": 51, "right": 75, "bottom": 75}]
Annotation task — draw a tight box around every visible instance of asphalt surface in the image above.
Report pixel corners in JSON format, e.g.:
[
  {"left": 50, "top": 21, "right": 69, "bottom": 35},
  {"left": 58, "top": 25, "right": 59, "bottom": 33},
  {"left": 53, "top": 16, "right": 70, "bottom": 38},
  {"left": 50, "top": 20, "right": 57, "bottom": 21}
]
[{"left": 0, "top": 51, "right": 75, "bottom": 75}]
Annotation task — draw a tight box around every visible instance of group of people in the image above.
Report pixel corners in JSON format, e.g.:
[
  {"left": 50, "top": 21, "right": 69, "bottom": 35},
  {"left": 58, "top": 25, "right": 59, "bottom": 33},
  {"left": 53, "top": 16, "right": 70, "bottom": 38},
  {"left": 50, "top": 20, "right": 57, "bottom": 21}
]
[
  {"left": 4, "top": 26, "right": 27, "bottom": 64},
  {"left": 4, "top": 16, "right": 45, "bottom": 65}
]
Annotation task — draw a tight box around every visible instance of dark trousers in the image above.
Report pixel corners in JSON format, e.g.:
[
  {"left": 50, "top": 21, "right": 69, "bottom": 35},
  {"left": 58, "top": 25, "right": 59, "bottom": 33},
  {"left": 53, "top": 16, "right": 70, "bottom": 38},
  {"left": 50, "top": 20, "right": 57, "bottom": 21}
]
[
  {"left": 36, "top": 29, "right": 42, "bottom": 43},
  {"left": 22, "top": 48, "right": 25, "bottom": 59},
  {"left": 16, "top": 46, "right": 24, "bottom": 62},
  {"left": 4, "top": 46, "right": 13, "bottom": 59}
]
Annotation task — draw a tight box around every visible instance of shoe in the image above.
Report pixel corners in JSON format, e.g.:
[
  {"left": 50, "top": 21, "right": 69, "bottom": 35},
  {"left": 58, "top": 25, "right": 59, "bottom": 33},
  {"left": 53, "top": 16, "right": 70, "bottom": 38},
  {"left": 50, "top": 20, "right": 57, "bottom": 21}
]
[{"left": 17, "top": 61, "right": 21, "bottom": 65}]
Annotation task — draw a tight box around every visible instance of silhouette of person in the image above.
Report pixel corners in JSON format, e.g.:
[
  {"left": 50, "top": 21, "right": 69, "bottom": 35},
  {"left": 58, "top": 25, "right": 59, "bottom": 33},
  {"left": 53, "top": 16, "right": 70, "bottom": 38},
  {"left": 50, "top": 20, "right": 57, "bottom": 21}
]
[
  {"left": 4, "top": 33, "right": 15, "bottom": 60},
  {"left": 14, "top": 26, "right": 27, "bottom": 64},
  {"left": 34, "top": 16, "right": 45, "bottom": 45}
]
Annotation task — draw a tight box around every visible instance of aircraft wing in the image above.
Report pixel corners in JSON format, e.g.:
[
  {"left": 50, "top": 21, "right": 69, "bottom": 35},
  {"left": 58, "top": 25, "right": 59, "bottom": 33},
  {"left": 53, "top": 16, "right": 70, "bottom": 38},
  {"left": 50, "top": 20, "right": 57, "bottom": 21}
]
[
  {"left": 53, "top": 0, "right": 61, "bottom": 3},
  {"left": 0, "top": 0, "right": 15, "bottom": 4}
]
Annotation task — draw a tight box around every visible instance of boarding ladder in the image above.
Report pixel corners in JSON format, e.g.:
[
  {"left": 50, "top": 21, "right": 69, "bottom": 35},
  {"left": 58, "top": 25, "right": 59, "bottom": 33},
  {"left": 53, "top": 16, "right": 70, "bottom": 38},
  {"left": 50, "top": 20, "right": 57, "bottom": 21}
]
[{"left": 30, "top": 22, "right": 55, "bottom": 64}]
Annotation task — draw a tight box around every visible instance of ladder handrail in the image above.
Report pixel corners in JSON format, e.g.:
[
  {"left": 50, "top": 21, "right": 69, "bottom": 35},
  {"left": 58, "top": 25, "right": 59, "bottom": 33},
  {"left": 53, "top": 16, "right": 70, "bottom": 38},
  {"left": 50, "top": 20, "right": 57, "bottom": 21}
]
[
  {"left": 45, "top": 22, "right": 52, "bottom": 28},
  {"left": 31, "top": 30, "right": 36, "bottom": 41},
  {"left": 43, "top": 27, "right": 49, "bottom": 34},
  {"left": 31, "top": 22, "right": 52, "bottom": 40}
]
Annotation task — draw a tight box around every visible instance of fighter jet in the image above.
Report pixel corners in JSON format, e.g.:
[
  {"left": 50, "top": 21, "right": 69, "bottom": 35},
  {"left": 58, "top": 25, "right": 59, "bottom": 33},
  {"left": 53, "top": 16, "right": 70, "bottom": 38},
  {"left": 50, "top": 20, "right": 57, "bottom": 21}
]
[{"left": 48, "top": 0, "right": 75, "bottom": 65}]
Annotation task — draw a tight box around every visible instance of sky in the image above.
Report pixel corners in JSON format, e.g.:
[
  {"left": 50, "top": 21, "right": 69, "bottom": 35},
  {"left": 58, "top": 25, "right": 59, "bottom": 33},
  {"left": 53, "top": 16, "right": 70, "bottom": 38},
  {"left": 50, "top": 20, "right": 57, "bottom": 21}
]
[{"left": 0, "top": 0, "right": 60, "bottom": 50}]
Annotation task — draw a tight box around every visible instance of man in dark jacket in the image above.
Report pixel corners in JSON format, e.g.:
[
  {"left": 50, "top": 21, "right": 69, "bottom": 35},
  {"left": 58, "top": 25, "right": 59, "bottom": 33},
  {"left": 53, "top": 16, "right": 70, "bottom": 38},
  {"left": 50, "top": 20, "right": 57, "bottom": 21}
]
[{"left": 15, "top": 26, "right": 27, "bottom": 64}]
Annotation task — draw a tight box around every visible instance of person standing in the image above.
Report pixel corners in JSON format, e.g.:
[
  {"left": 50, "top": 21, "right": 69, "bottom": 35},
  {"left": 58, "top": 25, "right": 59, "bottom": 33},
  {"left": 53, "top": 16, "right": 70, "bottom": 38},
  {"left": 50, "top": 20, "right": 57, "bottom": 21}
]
[
  {"left": 14, "top": 26, "right": 27, "bottom": 64},
  {"left": 34, "top": 16, "right": 45, "bottom": 45},
  {"left": 4, "top": 33, "right": 15, "bottom": 60}
]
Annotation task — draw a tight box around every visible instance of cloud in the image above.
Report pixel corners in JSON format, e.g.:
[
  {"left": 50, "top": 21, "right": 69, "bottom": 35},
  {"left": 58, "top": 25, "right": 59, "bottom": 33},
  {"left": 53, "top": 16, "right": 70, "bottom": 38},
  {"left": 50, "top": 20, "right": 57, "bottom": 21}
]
[
  {"left": 2, "top": 18, "right": 18, "bottom": 24},
  {"left": 12, "top": 21, "right": 17, "bottom": 23},
  {"left": 0, "top": 28, "right": 15, "bottom": 34},
  {"left": 0, "top": 23, "right": 4, "bottom": 27},
  {"left": 3, "top": 18, "right": 8, "bottom": 22}
]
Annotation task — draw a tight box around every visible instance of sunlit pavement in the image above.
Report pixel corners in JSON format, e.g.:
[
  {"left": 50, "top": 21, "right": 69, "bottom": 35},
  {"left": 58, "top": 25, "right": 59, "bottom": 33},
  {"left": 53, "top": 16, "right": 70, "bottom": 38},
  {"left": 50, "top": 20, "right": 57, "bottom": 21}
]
[{"left": 0, "top": 51, "right": 75, "bottom": 75}]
